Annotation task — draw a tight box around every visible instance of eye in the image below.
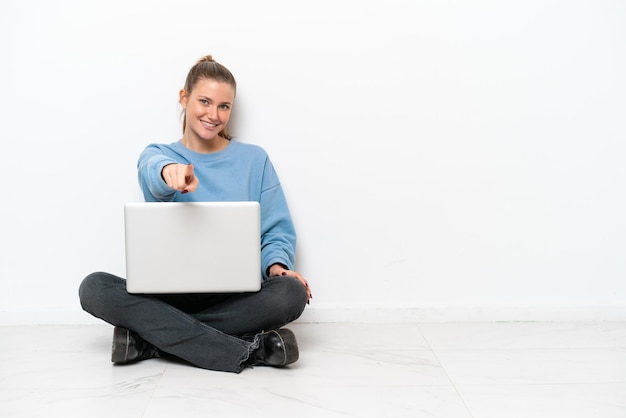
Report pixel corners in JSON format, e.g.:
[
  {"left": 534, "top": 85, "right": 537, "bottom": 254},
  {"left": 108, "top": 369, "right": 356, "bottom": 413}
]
[
  {"left": 199, "top": 99, "right": 209, "bottom": 105},
  {"left": 219, "top": 104, "right": 231, "bottom": 110}
]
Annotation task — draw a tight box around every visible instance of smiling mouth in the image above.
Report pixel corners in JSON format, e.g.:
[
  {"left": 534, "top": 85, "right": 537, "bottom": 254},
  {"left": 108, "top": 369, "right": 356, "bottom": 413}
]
[{"left": 200, "top": 120, "right": 218, "bottom": 129}]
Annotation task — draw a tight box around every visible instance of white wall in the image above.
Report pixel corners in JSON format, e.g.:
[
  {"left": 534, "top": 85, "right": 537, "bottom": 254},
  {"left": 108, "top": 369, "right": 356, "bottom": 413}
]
[{"left": 1, "top": 0, "right": 625, "bottom": 323}]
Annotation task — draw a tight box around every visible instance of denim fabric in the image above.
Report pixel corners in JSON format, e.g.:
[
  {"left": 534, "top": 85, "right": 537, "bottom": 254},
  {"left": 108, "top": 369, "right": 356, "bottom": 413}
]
[{"left": 78, "top": 272, "right": 307, "bottom": 373}]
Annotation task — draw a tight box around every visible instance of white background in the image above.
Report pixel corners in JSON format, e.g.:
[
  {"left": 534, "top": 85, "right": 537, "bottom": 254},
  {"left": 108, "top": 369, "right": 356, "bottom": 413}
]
[{"left": 1, "top": 0, "right": 625, "bottom": 322}]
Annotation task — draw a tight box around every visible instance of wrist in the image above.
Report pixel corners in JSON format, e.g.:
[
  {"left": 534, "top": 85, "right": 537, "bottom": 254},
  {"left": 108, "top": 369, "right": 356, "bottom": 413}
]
[{"left": 267, "top": 263, "right": 288, "bottom": 277}]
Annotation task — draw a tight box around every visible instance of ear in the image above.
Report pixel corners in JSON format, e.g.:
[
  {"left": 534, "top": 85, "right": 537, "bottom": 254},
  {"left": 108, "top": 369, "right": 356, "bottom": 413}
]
[{"left": 179, "top": 89, "right": 188, "bottom": 108}]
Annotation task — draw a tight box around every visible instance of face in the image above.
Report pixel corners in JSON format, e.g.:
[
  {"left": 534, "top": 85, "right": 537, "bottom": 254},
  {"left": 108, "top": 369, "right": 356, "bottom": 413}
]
[{"left": 179, "top": 78, "right": 235, "bottom": 152}]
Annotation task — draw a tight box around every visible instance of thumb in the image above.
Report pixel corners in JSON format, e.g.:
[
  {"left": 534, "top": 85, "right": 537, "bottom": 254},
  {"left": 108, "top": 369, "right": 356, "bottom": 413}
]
[
  {"left": 184, "top": 164, "right": 195, "bottom": 184},
  {"left": 182, "top": 164, "right": 199, "bottom": 193}
]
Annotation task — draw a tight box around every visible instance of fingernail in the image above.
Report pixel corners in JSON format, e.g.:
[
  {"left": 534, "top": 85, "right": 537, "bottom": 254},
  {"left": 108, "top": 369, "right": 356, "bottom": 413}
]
[{"left": 182, "top": 189, "right": 188, "bottom": 194}]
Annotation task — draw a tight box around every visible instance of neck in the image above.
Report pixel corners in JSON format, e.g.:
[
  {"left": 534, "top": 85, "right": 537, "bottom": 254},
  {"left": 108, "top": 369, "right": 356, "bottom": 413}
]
[{"left": 181, "top": 134, "right": 229, "bottom": 153}]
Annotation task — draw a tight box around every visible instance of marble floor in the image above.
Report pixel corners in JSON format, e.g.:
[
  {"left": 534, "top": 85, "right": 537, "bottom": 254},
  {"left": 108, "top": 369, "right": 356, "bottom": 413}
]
[{"left": 0, "top": 321, "right": 625, "bottom": 418}]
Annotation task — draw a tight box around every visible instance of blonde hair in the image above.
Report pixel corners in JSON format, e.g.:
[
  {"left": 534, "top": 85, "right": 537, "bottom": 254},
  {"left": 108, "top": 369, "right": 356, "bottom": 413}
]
[{"left": 181, "top": 55, "right": 237, "bottom": 139}]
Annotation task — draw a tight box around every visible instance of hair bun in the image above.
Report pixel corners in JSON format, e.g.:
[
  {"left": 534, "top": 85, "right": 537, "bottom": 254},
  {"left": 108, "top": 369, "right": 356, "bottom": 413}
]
[{"left": 198, "top": 55, "right": 215, "bottom": 63}]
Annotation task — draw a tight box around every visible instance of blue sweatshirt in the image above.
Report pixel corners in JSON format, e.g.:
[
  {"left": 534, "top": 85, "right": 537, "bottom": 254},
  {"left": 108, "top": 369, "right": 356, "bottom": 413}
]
[{"left": 137, "top": 139, "right": 296, "bottom": 281}]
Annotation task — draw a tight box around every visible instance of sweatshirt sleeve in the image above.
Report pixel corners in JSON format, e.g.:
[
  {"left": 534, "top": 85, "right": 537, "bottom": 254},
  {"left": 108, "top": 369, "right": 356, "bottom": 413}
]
[
  {"left": 137, "top": 144, "right": 179, "bottom": 202},
  {"left": 259, "top": 159, "right": 297, "bottom": 280}
]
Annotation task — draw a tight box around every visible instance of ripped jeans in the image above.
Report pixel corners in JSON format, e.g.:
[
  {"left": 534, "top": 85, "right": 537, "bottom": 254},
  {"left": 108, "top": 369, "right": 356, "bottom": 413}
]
[{"left": 78, "top": 271, "right": 308, "bottom": 373}]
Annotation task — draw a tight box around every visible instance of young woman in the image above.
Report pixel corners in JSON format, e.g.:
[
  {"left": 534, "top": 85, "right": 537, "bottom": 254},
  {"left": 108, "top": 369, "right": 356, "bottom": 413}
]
[{"left": 79, "top": 55, "right": 311, "bottom": 373}]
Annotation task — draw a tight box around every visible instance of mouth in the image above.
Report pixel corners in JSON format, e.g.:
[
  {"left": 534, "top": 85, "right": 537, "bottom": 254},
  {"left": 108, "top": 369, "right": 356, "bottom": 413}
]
[{"left": 200, "top": 120, "right": 218, "bottom": 129}]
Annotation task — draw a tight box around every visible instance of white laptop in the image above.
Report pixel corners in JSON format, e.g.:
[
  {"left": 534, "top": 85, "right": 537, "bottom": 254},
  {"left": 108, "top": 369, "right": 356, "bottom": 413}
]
[{"left": 124, "top": 201, "right": 261, "bottom": 294}]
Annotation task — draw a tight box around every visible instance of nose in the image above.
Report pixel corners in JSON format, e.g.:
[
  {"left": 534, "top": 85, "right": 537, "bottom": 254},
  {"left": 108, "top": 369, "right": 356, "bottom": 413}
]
[{"left": 207, "top": 105, "right": 218, "bottom": 120}]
